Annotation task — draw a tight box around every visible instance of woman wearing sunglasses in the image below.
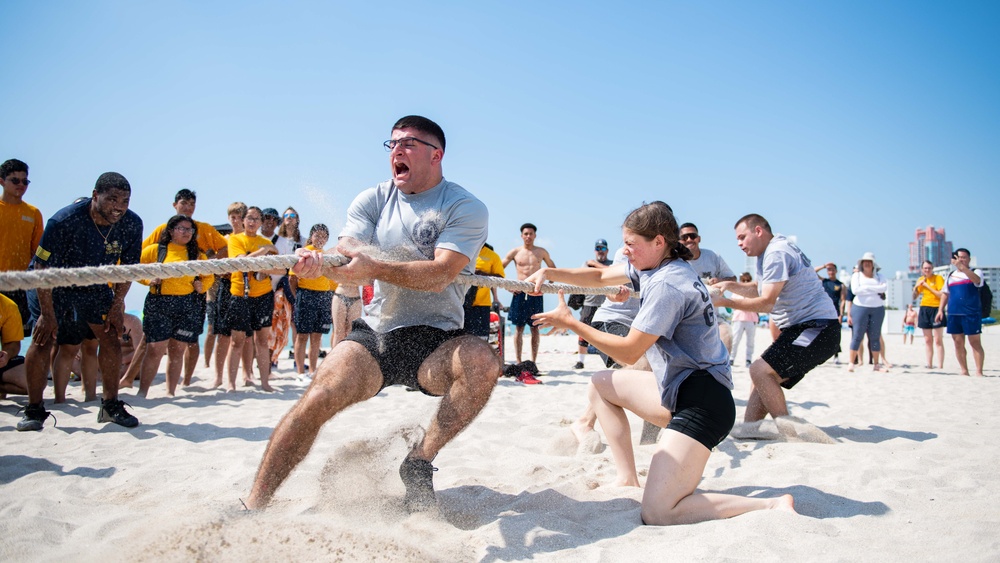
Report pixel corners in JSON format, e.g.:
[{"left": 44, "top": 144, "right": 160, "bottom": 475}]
[{"left": 136, "top": 215, "right": 214, "bottom": 397}]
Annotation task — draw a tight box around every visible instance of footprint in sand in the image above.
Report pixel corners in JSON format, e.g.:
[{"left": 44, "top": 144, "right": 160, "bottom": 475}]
[{"left": 774, "top": 416, "right": 837, "bottom": 444}]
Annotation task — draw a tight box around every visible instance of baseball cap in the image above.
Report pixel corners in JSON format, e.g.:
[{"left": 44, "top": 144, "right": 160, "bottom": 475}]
[
  {"left": 595, "top": 238, "right": 608, "bottom": 250},
  {"left": 262, "top": 208, "right": 280, "bottom": 219}
]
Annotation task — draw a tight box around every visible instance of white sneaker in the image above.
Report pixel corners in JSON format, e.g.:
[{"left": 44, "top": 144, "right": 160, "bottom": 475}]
[{"left": 299, "top": 372, "right": 313, "bottom": 383}]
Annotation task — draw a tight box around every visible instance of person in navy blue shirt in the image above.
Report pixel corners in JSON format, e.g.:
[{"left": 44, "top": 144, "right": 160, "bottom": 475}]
[{"left": 17, "top": 172, "right": 144, "bottom": 431}]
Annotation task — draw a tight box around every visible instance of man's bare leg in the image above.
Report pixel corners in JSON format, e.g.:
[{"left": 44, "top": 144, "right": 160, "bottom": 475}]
[
  {"left": 213, "top": 335, "right": 230, "bottom": 387},
  {"left": 254, "top": 329, "right": 274, "bottom": 391},
  {"left": 88, "top": 322, "right": 123, "bottom": 402},
  {"left": 514, "top": 325, "right": 525, "bottom": 363},
  {"left": 953, "top": 334, "right": 969, "bottom": 375},
  {"left": 529, "top": 326, "right": 540, "bottom": 363},
  {"left": 204, "top": 327, "right": 217, "bottom": 368},
  {"left": 933, "top": 328, "right": 945, "bottom": 368},
  {"left": 745, "top": 359, "right": 788, "bottom": 422},
  {"left": 80, "top": 339, "right": 100, "bottom": 401},
  {"left": 245, "top": 342, "right": 383, "bottom": 509},
  {"left": 183, "top": 342, "right": 199, "bottom": 386},
  {"left": 408, "top": 335, "right": 501, "bottom": 461},
  {"left": 52, "top": 344, "right": 81, "bottom": 403},
  {"left": 119, "top": 334, "right": 146, "bottom": 388},
  {"left": 968, "top": 334, "right": 984, "bottom": 376},
  {"left": 227, "top": 332, "right": 247, "bottom": 391}
]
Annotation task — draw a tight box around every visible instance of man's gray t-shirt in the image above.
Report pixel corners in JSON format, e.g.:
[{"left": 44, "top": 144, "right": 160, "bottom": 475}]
[
  {"left": 582, "top": 257, "right": 614, "bottom": 307},
  {"left": 593, "top": 247, "right": 640, "bottom": 326},
  {"left": 628, "top": 259, "right": 732, "bottom": 413},
  {"left": 688, "top": 247, "right": 735, "bottom": 323},
  {"left": 757, "top": 234, "right": 838, "bottom": 329},
  {"left": 340, "top": 178, "right": 488, "bottom": 332}
]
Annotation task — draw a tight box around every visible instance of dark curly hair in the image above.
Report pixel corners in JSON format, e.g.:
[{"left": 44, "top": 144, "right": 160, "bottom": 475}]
[{"left": 158, "top": 214, "right": 200, "bottom": 260}]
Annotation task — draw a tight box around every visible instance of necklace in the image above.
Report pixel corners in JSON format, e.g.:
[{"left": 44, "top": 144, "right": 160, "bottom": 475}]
[{"left": 93, "top": 216, "right": 117, "bottom": 254}]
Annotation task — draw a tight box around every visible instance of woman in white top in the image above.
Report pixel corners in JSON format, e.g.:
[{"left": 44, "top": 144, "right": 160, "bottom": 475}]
[
  {"left": 848, "top": 252, "right": 888, "bottom": 372},
  {"left": 529, "top": 201, "right": 793, "bottom": 525}
]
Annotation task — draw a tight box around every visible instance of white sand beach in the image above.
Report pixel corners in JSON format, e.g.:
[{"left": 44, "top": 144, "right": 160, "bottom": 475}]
[{"left": 2, "top": 326, "right": 999, "bottom": 562}]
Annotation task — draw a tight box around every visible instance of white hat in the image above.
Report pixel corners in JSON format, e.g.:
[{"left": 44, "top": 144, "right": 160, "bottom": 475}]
[{"left": 857, "top": 251, "right": 879, "bottom": 270}]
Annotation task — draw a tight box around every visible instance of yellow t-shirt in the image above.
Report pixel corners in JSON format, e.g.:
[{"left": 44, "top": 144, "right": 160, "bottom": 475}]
[
  {"left": 915, "top": 274, "right": 945, "bottom": 308},
  {"left": 1, "top": 293, "right": 25, "bottom": 344},
  {"left": 291, "top": 245, "right": 334, "bottom": 292},
  {"left": 472, "top": 246, "right": 504, "bottom": 307},
  {"left": 140, "top": 243, "right": 214, "bottom": 296},
  {"left": 229, "top": 233, "right": 274, "bottom": 298},
  {"left": 143, "top": 220, "right": 228, "bottom": 255},
  {"left": 0, "top": 200, "right": 43, "bottom": 272}
]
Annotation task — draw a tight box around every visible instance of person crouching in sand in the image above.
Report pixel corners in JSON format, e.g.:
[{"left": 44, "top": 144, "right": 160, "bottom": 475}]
[{"left": 528, "top": 201, "right": 794, "bottom": 525}]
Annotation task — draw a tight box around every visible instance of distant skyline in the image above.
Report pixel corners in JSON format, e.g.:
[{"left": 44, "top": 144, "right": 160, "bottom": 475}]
[{"left": 4, "top": 1, "right": 998, "bottom": 312}]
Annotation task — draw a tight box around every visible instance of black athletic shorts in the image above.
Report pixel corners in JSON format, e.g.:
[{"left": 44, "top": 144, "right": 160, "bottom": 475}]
[
  {"left": 666, "top": 371, "right": 736, "bottom": 451},
  {"left": 0, "top": 355, "right": 25, "bottom": 384},
  {"left": 143, "top": 293, "right": 202, "bottom": 344},
  {"left": 227, "top": 292, "right": 275, "bottom": 333},
  {"left": 761, "top": 319, "right": 841, "bottom": 389},
  {"left": 577, "top": 305, "right": 599, "bottom": 347},
  {"left": 345, "top": 319, "right": 468, "bottom": 397},
  {"left": 918, "top": 305, "right": 945, "bottom": 329},
  {"left": 464, "top": 305, "right": 490, "bottom": 337},
  {"left": 294, "top": 288, "right": 333, "bottom": 334},
  {"left": 53, "top": 287, "right": 111, "bottom": 346}
]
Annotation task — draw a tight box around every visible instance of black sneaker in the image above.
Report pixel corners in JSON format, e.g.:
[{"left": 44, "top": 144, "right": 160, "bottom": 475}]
[
  {"left": 399, "top": 457, "right": 436, "bottom": 512},
  {"left": 98, "top": 398, "right": 139, "bottom": 428},
  {"left": 573, "top": 361, "right": 585, "bottom": 369},
  {"left": 16, "top": 402, "right": 52, "bottom": 432}
]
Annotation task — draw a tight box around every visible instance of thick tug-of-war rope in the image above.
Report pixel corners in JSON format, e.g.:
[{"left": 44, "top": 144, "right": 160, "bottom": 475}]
[{"left": 0, "top": 254, "right": 639, "bottom": 298}]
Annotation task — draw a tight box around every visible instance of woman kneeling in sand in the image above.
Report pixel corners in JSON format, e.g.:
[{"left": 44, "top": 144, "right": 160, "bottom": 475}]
[{"left": 528, "top": 201, "right": 794, "bottom": 525}]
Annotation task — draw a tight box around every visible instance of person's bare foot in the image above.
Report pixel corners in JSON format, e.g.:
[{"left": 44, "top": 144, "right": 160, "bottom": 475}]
[
  {"left": 610, "top": 476, "right": 640, "bottom": 488},
  {"left": 212, "top": 378, "right": 222, "bottom": 388},
  {"left": 227, "top": 384, "right": 237, "bottom": 392},
  {"left": 260, "top": 384, "right": 275, "bottom": 392},
  {"left": 243, "top": 379, "right": 255, "bottom": 387},
  {"left": 773, "top": 494, "right": 796, "bottom": 513}
]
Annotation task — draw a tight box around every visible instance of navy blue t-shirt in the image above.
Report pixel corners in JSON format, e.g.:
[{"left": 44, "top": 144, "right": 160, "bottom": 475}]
[{"left": 35, "top": 200, "right": 143, "bottom": 290}]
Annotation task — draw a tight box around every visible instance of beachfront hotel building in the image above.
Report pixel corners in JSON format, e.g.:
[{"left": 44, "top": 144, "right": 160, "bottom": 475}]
[{"left": 909, "top": 225, "right": 953, "bottom": 273}]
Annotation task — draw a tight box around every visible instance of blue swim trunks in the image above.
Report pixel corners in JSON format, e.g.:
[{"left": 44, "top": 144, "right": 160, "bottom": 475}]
[{"left": 509, "top": 293, "right": 543, "bottom": 327}]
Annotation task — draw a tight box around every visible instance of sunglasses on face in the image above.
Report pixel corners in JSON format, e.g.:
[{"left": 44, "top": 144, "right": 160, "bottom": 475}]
[
  {"left": 284, "top": 213, "right": 298, "bottom": 219},
  {"left": 679, "top": 233, "right": 699, "bottom": 241},
  {"left": 6, "top": 177, "right": 30, "bottom": 186}
]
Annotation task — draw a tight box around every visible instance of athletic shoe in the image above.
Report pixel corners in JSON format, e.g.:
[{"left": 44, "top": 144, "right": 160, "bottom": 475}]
[
  {"left": 516, "top": 371, "right": 542, "bottom": 385},
  {"left": 573, "top": 361, "right": 585, "bottom": 369},
  {"left": 318, "top": 350, "right": 328, "bottom": 359},
  {"left": 288, "top": 350, "right": 294, "bottom": 359},
  {"left": 16, "top": 402, "right": 52, "bottom": 432},
  {"left": 399, "top": 457, "right": 436, "bottom": 512},
  {"left": 729, "top": 359, "right": 734, "bottom": 366},
  {"left": 746, "top": 360, "right": 752, "bottom": 368},
  {"left": 98, "top": 399, "right": 139, "bottom": 428}
]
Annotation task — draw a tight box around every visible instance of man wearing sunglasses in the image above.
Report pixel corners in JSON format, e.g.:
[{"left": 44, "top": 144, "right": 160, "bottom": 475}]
[
  {"left": 0, "top": 159, "right": 44, "bottom": 334},
  {"left": 246, "top": 115, "right": 497, "bottom": 513},
  {"left": 679, "top": 223, "right": 737, "bottom": 356}
]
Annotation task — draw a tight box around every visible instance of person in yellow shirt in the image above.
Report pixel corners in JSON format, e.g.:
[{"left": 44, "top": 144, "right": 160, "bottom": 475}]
[
  {"left": 290, "top": 224, "right": 334, "bottom": 381},
  {"left": 913, "top": 260, "right": 947, "bottom": 369},
  {"left": 0, "top": 293, "right": 28, "bottom": 396},
  {"left": 0, "top": 159, "right": 44, "bottom": 333},
  {"left": 463, "top": 243, "right": 504, "bottom": 339},
  {"left": 225, "top": 206, "right": 281, "bottom": 392},
  {"left": 142, "top": 189, "right": 229, "bottom": 386},
  {"left": 136, "top": 215, "right": 214, "bottom": 397}
]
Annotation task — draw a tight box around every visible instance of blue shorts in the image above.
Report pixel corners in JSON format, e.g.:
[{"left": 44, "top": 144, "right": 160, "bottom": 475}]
[
  {"left": 509, "top": 293, "right": 543, "bottom": 327},
  {"left": 53, "top": 286, "right": 112, "bottom": 345},
  {"left": 947, "top": 314, "right": 981, "bottom": 336},
  {"left": 143, "top": 293, "right": 202, "bottom": 344},
  {"left": 903, "top": 325, "right": 915, "bottom": 336},
  {"left": 294, "top": 288, "right": 333, "bottom": 334},
  {"left": 227, "top": 292, "right": 275, "bottom": 333}
]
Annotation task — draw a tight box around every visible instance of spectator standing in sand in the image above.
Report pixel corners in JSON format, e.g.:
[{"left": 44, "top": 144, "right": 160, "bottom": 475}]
[
  {"left": 503, "top": 223, "right": 555, "bottom": 364},
  {"left": 936, "top": 248, "right": 985, "bottom": 377},
  {"left": 290, "top": 224, "right": 334, "bottom": 382},
  {"left": 713, "top": 214, "right": 840, "bottom": 425},
  {"left": 816, "top": 262, "right": 847, "bottom": 364},
  {"left": 679, "top": 223, "right": 737, "bottom": 353},
  {"left": 246, "top": 115, "right": 499, "bottom": 512},
  {"left": 140, "top": 189, "right": 228, "bottom": 386},
  {"left": 17, "top": 173, "right": 143, "bottom": 431},
  {"left": 902, "top": 304, "right": 917, "bottom": 345},
  {"left": 729, "top": 272, "right": 759, "bottom": 368},
  {"left": 269, "top": 207, "right": 306, "bottom": 369},
  {"left": 0, "top": 159, "right": 44, "bottom": 334},
  {"left": 463, "top": 243, "right": 505, "bottom": 340},
  {"left": 848, "top": 252, "right": 888, "bottom": 372},
  {"left": 530, "top": 201, "right": 794, "bottom": 525},
  {"left": 574, "top": 238, "right": 613, "bottom": 369},
  {"left": 914, "top": 260, "right": 947, "bottom": 369}
]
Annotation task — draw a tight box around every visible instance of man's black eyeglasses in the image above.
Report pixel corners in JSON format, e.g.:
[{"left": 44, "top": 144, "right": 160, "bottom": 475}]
[{"left": 384, "top": 137, "right": 439, "bottom": 151}]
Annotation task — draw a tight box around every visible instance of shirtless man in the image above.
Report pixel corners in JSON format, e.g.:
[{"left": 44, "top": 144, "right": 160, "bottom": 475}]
[{"left": 503, "top": 223, "right": 555, "bottom": 364}]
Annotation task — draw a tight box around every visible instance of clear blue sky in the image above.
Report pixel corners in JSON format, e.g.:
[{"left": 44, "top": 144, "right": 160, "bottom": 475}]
[{"left": 4, "top": 1, "right": 998, "bottom": 312}]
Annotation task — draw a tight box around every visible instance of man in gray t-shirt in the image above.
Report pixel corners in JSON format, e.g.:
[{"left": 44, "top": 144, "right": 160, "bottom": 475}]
[
  {"left": 714, "top": 214, "right": 840, "bottom": 424},
  {"left": 247, "top": 116, "right": 501, "bottom": 513},
  {"left": 574, "top": 238, "right": 613, "bottom": 369},
  {"left": 679, "top": 222, "right": 737, "bottom": 355}
]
